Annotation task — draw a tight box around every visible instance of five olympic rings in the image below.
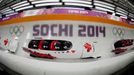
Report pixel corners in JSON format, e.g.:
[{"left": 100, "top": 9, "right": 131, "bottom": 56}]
[
  {"left": 112, "top": 27, "right": 125, "bottom": 37},
  {"left": 9, "top": 26, "right": 24, "bottom": 36}
]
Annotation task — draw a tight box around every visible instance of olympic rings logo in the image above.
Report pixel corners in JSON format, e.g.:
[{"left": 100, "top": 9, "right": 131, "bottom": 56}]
[
  {"left": 9, "top": 26, "right": 24, "bottom": 36},
  {"left": 112, "top": 27, "right": 125, "bottom": 37}
]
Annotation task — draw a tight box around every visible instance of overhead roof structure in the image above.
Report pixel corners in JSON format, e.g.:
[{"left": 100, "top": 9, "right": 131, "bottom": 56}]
[{"left": 0, "top": 0, "right": 134, "bottom": 19}]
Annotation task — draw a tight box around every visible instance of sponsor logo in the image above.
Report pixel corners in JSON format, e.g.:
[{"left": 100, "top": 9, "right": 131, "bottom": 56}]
[
  {"left": 112, "top": 27, "right": 125, "bottom": 37},
  {"left": 33, "top": 24, "right": 106, "bottom": 37},
  {"left": 84, "top": 43, "right": 92, "bottom": 52},
  {"left": 9, "top": 26, "right": 24, "bottom": 36}
]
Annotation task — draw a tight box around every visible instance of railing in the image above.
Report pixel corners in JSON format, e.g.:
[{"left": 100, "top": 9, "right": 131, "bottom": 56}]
[{"left": 0, "top": 0, "right": 134, "bottom": 24}]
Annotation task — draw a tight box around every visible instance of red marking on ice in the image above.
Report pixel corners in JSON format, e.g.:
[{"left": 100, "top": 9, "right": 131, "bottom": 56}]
[
  {"left": 23, "top": 47, "right": 56, "bottom": 59},
  {"left": 31, "top": 51, "right": 56, "bottom": 59},
  {"left": 112, "top": 48, "right": 127, "bottom": 54},
  {"left": 84, "top": 43, "right": 92, "bottom": 52},
  {"left": 71, "top": 50, "right": 76, "bottom": 53},
  {"left": 4, "top": 39, "right": 8, "bottom": 46},
  {"left": 66, "top": 51, "right": 70, "bottom": 53},
  {"left": 23, "top": 47, "right": 33, "bottom": 53}
]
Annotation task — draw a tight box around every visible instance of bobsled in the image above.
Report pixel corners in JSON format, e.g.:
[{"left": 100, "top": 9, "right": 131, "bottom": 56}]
[{"left": 112, "top": 39, "right": 134, "bottom": 54}]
